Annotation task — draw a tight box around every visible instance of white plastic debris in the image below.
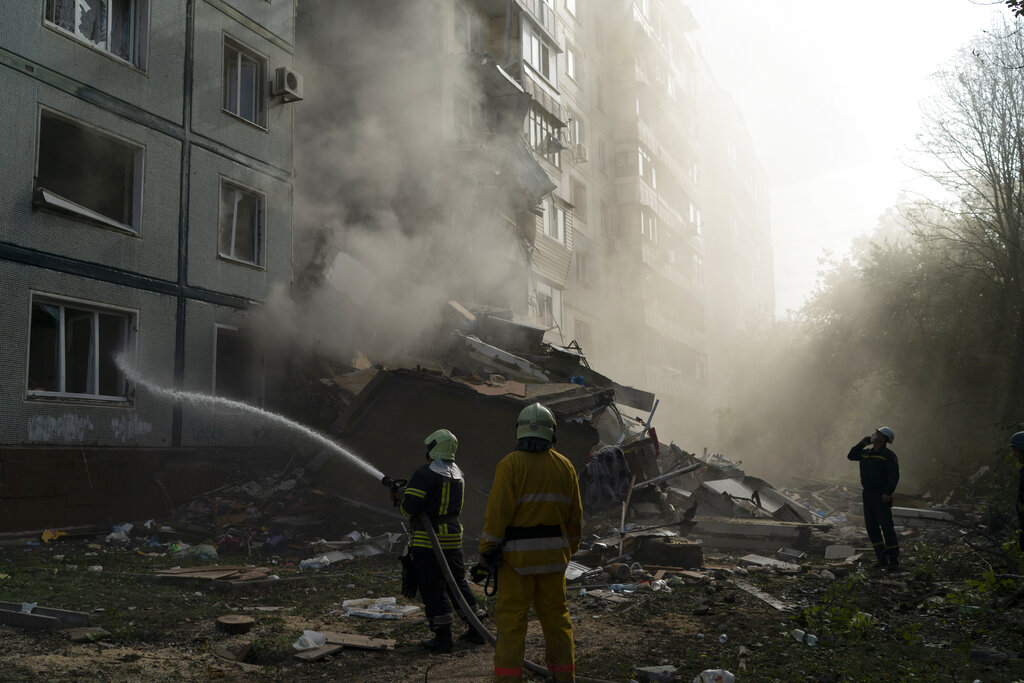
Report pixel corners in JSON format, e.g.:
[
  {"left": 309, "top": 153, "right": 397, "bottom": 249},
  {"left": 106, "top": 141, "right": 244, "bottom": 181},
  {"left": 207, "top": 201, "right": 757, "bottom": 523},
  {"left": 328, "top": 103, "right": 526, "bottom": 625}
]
[
  {"left": 20, "top": 602, "right": 37, "bottom": 614},
  {"left": 292, "top": 630, "right": 327, "bottom": 651},
  {"left": 693, "top": 670, "right": 735, "bottom": 683},
  {"left": 299, "top": 550, "right": 354, "bottom": 570},
  {"left": 342, "top": 596, "right": 420, "bottom": 619}
]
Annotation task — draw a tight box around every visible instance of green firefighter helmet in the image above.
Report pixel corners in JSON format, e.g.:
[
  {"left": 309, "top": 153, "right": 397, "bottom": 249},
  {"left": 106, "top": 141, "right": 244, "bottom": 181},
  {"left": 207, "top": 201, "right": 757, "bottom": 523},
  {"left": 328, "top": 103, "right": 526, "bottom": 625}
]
[
  {"left": 516, "top": 402, "right": 556, "bottom": 442},
  {"left": 424, "top": 428, "right": 458, "bottom": 460}
]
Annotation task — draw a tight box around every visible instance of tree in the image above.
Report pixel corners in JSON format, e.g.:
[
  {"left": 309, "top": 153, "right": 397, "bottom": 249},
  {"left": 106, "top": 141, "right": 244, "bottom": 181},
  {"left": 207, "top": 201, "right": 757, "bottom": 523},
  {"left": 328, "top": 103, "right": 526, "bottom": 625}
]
[{"left": 910, "top": 16, "right": 1024, "bottom": 422}]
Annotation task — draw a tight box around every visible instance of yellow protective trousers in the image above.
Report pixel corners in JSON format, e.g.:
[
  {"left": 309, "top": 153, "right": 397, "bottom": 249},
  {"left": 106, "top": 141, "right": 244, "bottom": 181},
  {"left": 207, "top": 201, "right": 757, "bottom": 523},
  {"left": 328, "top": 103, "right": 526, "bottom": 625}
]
[{"left": 493, "top": 563, "right": 575, "bottom": 682}]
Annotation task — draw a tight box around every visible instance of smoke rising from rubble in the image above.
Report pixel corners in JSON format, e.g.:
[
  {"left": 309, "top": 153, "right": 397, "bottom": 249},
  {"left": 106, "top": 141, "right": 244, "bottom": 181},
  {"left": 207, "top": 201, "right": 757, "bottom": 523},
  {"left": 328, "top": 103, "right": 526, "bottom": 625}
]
[{"left": 273, "top": 1, "right": 526, "bottom": 363}]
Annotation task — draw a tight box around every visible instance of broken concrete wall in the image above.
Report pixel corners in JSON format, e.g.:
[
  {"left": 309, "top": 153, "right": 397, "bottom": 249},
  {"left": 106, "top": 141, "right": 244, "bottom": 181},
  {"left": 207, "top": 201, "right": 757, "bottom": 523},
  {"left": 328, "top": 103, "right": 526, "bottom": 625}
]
[{"left": 312, "top": 369, "right": 599, "bottom": 533}]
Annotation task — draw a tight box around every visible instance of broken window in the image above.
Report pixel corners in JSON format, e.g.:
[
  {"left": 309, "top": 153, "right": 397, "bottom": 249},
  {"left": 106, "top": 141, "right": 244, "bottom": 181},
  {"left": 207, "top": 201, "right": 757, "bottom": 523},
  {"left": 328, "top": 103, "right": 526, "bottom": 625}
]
[
  {"left": 533, "top": 282, "right": 562, "bottom": 330},
  {"left": 27, "top": 296, "right": 133, "bottom": 399},
  {"left": 34, "top": 110, "right": 143, "bottom": 233},
  {"left": 454, "top": 1, "right": 483, "bottom": 53},
  {"left": 219, "top": 180, "right": 265, "bottom": 266},
  {"left": 223, "top": 37, "right": 267, "bottom": 127},
  {"left": 214, "top": 326, "right": 261, "bottom": 403},
  {"left": 527, "top": 104, "right": 560, "bottom": 167},
  {"left": 455, "top": 90, "right": 486, "bottom": 139},
  {"left": 44, "top": 0, "right": 149, "bottom": 68}
]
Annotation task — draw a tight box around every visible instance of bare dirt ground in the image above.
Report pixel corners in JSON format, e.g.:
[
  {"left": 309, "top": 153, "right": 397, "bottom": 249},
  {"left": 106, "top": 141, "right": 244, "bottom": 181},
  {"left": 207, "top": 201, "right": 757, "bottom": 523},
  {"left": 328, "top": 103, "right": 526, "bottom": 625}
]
[{"left": 1, "top": 533, "right": 1023, "bottom": 682}]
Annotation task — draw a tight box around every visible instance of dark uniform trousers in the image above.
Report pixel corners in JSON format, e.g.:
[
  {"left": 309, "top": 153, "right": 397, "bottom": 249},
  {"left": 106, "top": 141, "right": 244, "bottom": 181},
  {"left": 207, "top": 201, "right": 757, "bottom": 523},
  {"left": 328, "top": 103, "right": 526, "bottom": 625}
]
[
  {"left": 413, "top": 547, "right": 479, "bottom": 629},
  {"left": 863, "top": 488, "right": 898, "bottom": 562}
]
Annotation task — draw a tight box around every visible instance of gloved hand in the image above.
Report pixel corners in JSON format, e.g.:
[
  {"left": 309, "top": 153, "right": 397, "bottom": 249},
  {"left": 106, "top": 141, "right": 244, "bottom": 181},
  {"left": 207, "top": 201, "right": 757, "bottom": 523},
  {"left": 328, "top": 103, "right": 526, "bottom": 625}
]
[{"left": 470, "top": 561, "right": 490, "bottom": 585}]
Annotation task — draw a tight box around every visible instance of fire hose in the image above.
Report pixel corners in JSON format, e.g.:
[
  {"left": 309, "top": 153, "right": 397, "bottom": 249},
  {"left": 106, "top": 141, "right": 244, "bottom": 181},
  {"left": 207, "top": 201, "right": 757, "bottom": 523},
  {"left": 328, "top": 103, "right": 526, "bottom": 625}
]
[{"left": 418, "top": 514, "right": 617, "bottom": 683}]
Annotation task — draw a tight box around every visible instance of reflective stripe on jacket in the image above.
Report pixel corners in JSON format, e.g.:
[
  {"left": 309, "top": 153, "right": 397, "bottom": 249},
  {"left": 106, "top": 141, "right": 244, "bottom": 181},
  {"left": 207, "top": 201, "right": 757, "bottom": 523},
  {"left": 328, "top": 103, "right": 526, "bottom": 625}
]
[
  {"left": 480, "top": 448, "right": 583, "bottom": 575},
  {"left": 400, "top": 462, "right": 465, "bottom": 551}
]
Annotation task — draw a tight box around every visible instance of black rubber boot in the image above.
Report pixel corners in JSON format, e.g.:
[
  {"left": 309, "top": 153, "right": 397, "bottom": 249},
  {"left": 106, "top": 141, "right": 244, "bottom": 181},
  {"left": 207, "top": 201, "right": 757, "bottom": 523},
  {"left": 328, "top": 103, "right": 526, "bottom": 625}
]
[
  {"left": 883, "top": 548, "right": 900, "bottom": 572},
  {"left": 459, "top": 624, "right": 486, "bottom": 644},
  {"left": 419, "top": 625, "right": 453, "bottom": 653},
  {"left": 872, "top": 546, "right": 888, "bottom": 569}
]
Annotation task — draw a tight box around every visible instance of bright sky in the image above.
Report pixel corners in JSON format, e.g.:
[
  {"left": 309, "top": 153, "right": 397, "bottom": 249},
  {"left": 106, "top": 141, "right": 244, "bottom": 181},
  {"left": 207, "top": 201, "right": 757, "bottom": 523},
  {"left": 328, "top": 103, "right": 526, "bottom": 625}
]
[{"left": 688, "top": 1, "right": 1008, "bottom": 316}]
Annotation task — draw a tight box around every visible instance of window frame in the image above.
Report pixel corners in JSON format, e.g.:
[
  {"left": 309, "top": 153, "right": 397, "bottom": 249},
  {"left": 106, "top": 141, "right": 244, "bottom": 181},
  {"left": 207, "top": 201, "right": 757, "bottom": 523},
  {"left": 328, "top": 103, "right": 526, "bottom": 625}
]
[
  {"left": 43, "top": 0, "right": 150, "bottom": 70},
  {"left": 34, "top": 107, "right": 145, "bottom": 235},
  {"left": 222, "top": 35, "right": 269, "bottom": 129},
  {"left": 25, "top": 293, "right": 136, "bottom": 402},
  {"left": 212, "top": 324, "right": 264, "bottom": 404},
  {"left": 218, "top": 176, "right": 267, "bottom": 268}
]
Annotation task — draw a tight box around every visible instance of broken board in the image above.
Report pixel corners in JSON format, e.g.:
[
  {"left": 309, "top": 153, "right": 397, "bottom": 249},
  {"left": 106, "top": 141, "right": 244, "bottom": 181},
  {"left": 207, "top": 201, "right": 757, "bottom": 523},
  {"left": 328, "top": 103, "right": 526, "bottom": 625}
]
[
  {"left": 321, "top": 631, "right": 397, "bottom": 650},
  {"left": 0, "top": 602, "right": 89, "bottom": 630},
  {"left": 731, "top": 579, "right": 794, "bottom": 612}
]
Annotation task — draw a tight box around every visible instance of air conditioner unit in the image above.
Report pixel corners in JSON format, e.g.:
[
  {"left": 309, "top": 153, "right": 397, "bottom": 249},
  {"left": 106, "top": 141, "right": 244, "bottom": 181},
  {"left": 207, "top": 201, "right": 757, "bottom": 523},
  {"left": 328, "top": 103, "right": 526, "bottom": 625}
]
[
  {"left": 272, "top": 66, "right": 304, "bottom": 102},
  {"left": 575, "top": 143, "right": 590, "bottom": 163}
]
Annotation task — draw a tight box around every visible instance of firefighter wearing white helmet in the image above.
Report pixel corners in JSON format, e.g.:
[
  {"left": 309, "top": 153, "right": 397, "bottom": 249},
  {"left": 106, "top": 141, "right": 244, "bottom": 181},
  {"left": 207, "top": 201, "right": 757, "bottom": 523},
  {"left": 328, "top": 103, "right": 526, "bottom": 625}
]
[
  {"left": 848, "top": 426, "right": 901, "bottom": 570},
  {"left": 398, "top": 429, "right": 486, "bottom": 652},
  {"left": 479, "top": 403, "right": 582, "bottom": 682}
]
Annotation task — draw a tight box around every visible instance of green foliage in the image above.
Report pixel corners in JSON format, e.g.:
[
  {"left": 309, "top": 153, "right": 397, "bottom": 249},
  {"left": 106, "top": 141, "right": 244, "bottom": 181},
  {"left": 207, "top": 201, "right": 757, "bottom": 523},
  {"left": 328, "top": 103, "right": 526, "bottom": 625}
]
[{"left": 796, "top": 574, "right": 876, "bottom": 639}]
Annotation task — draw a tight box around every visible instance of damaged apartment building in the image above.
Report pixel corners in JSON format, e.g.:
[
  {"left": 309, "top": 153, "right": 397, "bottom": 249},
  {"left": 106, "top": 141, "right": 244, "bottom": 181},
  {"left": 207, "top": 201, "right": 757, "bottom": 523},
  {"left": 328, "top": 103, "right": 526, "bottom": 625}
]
[
  {"left": 0, "top": 0, "right": 774, "bottom": 533},
  {"left": 0, "top": 1, "right": 301, "bottom": 531},
  {"left": 292, "top": 0, "right": 774, "bottom": 441}
]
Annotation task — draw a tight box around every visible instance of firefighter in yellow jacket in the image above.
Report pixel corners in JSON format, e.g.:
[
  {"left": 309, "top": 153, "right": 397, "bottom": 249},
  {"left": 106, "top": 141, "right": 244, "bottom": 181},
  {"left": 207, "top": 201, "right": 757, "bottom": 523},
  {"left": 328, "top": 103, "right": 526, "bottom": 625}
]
[{"left": 479, "top": 403, "right": 583, "bottom": 682}]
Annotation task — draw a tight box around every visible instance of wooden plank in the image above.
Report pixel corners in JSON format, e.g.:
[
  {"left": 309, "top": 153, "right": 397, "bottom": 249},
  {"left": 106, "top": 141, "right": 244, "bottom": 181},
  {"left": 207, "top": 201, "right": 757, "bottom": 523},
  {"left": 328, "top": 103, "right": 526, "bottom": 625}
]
[
  {"left": 0, "top": 609, "right": 63, "bottom": 630},
  {"left": 652, "top": 570, "right": 666, "bottom": 581},
  {"left": 156, "top": 569, "right": 242, "bottom": 580},
  {"left": 321, "top": 631, "right": 397, "bottom": 650},
  {"left": 0, "top": 603, "right": 89, "bottom": 626},
  {"left": 731, "top": 579, "right": 795, "bottom": 612},
  {"left": 294, "top": 644, "right": 343, "bottom": 661},
  {"left": 153, "top": 565, "right": 250, "bottom": 575}
]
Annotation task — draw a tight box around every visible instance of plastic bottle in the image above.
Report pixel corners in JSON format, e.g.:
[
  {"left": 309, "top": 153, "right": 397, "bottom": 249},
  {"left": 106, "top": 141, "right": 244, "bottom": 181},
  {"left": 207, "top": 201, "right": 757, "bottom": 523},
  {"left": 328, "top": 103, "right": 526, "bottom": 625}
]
[
  {"left": 791, "top": 629, "right": 817, "bottom": 646},
  {"left": 609, "top": 583, "right": 637, "bottom": 593},
  {"left": 719, "top": 633, "right": 728, "bottom": 644},
  {"left": 578, "top": 588, "right": 587, "bottom": 597}
]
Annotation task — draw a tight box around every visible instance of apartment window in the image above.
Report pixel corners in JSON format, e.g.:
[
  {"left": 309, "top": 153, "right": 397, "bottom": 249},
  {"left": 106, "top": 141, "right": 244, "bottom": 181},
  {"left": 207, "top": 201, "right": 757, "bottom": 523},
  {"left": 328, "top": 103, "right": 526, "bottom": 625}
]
[
  {"left": 566, "top": 46, "right": 580, "bottom": 81},
  {"left": 575, "top": 250, "right": 590, "bottom": 285},
  {"left": 223, "top": 37, "right": 267, "bottom": 127},
  {"left": 214, "top": 326, "right": 260, "bottom": 402},
  {"left": 527, "top": 104, "right": 561, "bottom": 167},
  {"left": 571, "top": 178, "right": 587, "bottom": 222},
  {"left": 534, "top": 282, "right": 562, "bottom": 329},
  {"left": 567, "top": 116, "right": 585, "bottom": 146},
  {"left": 44, "top": 0, "right": 148, "bottom": 69},
  {"left": 27, "top": 296, "right": 133, "bottom": 399},
  {"left": 35, "top": 110, "right": 143, "bottom": 233},
  {"left": 454, "top": 1, "right": 483, "bottom": 53},
  {"left": 640, "top": 207, "right": 657, "bottom": 243},
  {"left": 455, "top": 90, "right": 486, "bottom": 138},
  {"left": 219, "top": 179, "right": 265, "bottom": 266},
  {"left": 566, "top": 0, "right": 576, "bottom": 16},
  {"left": 600, "top": 200, "right": 615, "bottom": 237},
  {"left": 523, "top": 21, "right": 556, "bottom": 86},
  {"left": 693, "top": 254, "right": 704, "bottom": 286},
  {"left": 689, "top": 201, "right": 702, "bottom": 236},
  {"left": 638, "top": 146, "right": 656, "bottom": 188},
  {"left": 544, "top": 200, "right": 566, "bottom": 244}
]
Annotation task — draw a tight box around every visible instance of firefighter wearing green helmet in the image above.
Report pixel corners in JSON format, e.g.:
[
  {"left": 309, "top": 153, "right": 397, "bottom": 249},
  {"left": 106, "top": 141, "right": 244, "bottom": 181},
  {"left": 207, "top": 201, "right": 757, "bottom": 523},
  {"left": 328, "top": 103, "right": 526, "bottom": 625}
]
[
  {"left": 479, "top": 403, "right": 583, "bottom": 682},
  {"left": 398, "top": 428, "right": 486, "bottom": 652}
]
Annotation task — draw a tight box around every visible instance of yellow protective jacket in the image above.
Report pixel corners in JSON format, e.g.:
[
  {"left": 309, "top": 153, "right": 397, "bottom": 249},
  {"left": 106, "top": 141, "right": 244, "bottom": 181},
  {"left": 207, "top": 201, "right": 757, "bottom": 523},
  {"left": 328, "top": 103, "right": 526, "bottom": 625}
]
[{"left": 479, "top": 447, "right": 583, "bottom": 575}]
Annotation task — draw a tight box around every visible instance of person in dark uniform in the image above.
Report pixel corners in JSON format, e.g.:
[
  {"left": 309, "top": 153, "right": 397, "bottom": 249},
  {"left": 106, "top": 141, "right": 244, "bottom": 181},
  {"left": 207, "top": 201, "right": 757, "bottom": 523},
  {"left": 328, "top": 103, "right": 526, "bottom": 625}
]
[
  {"left": 1011, "top": 431, "right": 1024, "bottom": 551},
  {"left": 848, "top": 426, "right": 901, "bottom": 570},
  {"left": 397, "top": 428, "right": 485, "bottom": 652}
]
